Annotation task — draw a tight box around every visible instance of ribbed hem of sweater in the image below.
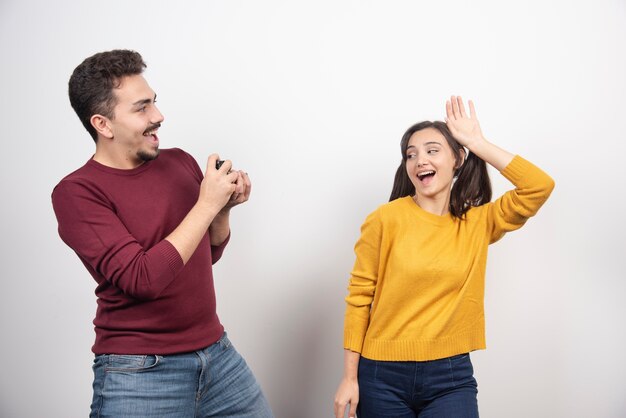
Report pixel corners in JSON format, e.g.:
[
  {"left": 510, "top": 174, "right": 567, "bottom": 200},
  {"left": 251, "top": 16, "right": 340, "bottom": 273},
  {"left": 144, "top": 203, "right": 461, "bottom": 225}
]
[{"left": 359, "top": 328, "right": 486, "bottom": 361}]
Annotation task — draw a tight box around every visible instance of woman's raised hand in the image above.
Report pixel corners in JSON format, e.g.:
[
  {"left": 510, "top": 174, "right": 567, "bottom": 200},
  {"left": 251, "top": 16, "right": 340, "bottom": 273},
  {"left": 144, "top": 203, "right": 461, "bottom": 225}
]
[{"left": 445, "top": 96, "right": 485, "bottom": 149}]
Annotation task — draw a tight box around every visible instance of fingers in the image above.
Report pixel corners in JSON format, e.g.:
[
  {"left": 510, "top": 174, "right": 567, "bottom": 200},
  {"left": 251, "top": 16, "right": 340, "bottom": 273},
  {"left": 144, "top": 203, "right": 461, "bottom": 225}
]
[
  {"left": 447, "top": 96, "right": 460, "bottom": 120},
  {"left": 234, "top": 172, "right": 244, "bottom": 195},
  {"left": 225, "top": 170, "right": 238, "bottom": 184},
  {"left": 446, "top": 99, "right": 454, "bottom": 121},
  {"left": 349, "top": 400, "right": 358, "bottom": 418},
  {"left": 203, "top": 154, "right": 250, "bottom": 207},
  {"left": 225, "top": 171, "right": 251, "bottom": 207},
  {"left": 333, "top": 401, "right": 346, "bottom": 418},
  {"left": 218, "top": 159, "right": 233, "bottom": 174},
  {"left": 241, "top": 171, "right": 252, "bottom": 200},
  {"left": 205, "top": 154, "right": 220, "bottom": 174},
  {"left": 450, "top": 95, "right": 465, "bottom": 119},
  {"left": 236, "top": 171, "right": 252, "bottom": 203},
  {"left": 447, "top": 96, "right": 475, "bottom": 120},
  {"left": 451, "top": 95, "right": 460, "bottom": 119},
  {"left": 469, "top": 100, "right": 477, "bottom": 119},
  {"left": 205, "top": 154, "right": 235, "bottom": 176},
  {"left": 333, "top": 400, "right": 356, "bottom": 418},
  {"left": 457, "top": 96, "right": 467, "bottom": 118},
  {"left": 334, "top": 394, "right": 356, "bottom": 418}
]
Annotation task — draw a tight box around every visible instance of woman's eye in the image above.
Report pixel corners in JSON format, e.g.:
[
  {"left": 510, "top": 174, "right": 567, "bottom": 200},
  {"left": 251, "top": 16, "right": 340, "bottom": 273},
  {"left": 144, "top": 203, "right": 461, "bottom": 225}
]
[
  {"left": 407, "top": 153, "right": 416, "bottom": 159},
  {"left": 427, "top": 149, "right": 439, "bottom": 154}
]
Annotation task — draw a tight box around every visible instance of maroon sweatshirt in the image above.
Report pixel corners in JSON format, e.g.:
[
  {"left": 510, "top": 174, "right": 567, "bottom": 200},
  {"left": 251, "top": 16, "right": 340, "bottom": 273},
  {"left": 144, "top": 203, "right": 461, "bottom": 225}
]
[{"left": 52, "top": 148, "right": 226, "bottom": 355}]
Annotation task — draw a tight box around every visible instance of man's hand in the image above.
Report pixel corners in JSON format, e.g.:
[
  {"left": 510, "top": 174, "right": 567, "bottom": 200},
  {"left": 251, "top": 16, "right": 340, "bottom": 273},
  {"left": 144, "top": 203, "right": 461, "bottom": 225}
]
[
  {"left": 222, "top": 170, "right": 251, "bottom": 211},
  {"left": 197, "top": 154, "right": 239, "bottom": 214},
  {"left": 207, "top": 159, "right": 252, "bottom": 246},
  {"left": 164, "top": 154, "right": 239, "bottom": 264}
]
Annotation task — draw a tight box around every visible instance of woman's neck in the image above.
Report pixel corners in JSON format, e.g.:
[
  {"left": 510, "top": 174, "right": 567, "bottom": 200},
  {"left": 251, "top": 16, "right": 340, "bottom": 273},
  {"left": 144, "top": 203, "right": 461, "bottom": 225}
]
[{"left": 413, "top": 193, "right": 450, "bottom": 216}]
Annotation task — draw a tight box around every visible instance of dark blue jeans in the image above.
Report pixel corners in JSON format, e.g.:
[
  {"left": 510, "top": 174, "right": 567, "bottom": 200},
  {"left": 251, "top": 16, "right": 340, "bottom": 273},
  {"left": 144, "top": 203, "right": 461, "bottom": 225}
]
[{"left": 357, "top": 353, "right": 479, "bottom": 418}]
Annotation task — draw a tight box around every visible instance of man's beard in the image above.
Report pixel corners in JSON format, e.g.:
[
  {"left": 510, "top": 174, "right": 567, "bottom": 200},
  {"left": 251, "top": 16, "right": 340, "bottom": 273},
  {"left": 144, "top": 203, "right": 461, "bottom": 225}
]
[{"left": 137, "top": 148, "right": 160, "bottom": 162}]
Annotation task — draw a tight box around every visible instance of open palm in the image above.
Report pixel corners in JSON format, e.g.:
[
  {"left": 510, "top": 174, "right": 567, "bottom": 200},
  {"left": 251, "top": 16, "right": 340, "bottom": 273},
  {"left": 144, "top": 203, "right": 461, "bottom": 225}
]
[{"left": 445, "top": 96, "right": 484, "bottom": 148}]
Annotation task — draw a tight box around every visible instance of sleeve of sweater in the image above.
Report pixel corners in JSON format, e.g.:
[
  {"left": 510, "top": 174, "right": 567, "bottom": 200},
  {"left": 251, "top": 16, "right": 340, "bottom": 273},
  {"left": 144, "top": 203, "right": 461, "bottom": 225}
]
[
  {"left": 211, "top": 233, "right": 229, "bottom": 264},
  {"left": 487, "top": 155, "right": 555, "bottom": 243},
  {"left": 172, "top": 147, "right": 230, "bottom": 263},
  {"left": 343, "top": 208, "right": 383, "bottom": 353},
  {"left": 52, "top": 180, "right": 185, "bottom": 300}
]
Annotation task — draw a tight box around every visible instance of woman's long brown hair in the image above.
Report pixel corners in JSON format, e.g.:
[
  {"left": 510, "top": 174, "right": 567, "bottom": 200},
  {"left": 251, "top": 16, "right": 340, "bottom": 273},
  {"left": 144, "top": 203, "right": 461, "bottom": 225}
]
[{"left": 389, "top": 121, "right": 492, "bottom": 219}]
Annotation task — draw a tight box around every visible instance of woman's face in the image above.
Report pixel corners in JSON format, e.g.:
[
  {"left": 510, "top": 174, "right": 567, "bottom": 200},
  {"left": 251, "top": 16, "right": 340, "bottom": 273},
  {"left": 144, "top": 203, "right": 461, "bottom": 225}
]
[{"left": 405, "top": 128, "right": 460, "bottom": 202}]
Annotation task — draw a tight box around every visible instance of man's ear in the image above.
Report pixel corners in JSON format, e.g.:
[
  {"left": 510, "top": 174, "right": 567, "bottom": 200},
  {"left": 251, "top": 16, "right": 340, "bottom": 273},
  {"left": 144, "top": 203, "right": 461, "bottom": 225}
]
[{"left": 90, "top": 114, "right": 113, "bottom": 139}]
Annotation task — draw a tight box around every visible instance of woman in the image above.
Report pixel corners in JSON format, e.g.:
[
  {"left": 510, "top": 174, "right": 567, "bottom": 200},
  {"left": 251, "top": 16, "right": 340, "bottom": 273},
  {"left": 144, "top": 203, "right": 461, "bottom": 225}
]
[{"left": 334, "top": 97, "right": 555, "bottom": 418}]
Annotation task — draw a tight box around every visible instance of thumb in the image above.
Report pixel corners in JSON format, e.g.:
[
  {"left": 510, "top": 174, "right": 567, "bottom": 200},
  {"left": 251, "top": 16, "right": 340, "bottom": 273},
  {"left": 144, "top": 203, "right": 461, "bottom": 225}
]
[{"left": 206, "top": 154, "right": 219, "bottom": 173}]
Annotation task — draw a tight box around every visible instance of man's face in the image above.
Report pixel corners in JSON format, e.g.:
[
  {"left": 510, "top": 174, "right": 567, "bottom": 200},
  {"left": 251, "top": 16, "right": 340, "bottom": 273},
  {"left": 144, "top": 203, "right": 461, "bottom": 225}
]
[{"left": 108, "top": 74, "right": 164, "bottom": 167}]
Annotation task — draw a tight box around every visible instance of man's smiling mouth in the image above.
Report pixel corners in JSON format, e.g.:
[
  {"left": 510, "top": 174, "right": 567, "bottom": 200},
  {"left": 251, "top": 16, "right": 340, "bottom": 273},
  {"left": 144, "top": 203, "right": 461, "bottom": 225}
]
[{"left": 143, "top": 123, "right": 161, "bottom": 139}]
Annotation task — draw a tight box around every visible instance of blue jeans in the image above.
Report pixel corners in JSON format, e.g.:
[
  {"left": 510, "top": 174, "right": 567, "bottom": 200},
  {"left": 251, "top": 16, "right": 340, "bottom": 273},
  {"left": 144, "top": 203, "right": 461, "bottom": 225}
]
[
  {"left": 90, "top": 333, "right": 273, "bottom": 418},
  {"left": 357, "top": 354, "right": 479, "bottom": 418}
]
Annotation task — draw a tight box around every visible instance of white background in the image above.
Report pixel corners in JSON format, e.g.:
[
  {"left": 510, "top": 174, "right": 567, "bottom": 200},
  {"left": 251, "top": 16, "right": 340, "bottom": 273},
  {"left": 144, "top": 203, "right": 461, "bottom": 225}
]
[{"left": 1, "top": 1, "right": 625, "bottom": 417}]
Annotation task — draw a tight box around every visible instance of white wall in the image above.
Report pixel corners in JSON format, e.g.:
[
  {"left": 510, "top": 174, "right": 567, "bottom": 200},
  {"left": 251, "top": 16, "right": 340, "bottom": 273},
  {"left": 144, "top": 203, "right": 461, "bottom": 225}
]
[{"left": 1, "top": 1, "right": 624, "bottom": 417}]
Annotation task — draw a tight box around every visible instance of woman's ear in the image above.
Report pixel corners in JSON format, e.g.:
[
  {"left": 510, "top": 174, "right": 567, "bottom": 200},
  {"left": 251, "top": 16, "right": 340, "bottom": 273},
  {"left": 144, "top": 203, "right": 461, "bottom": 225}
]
[
  {"left": 456, "top": 147, "right": 467, "bottom": 170},
  {"left": 90, "top": 114, "right": 114, "bottom": 140}
]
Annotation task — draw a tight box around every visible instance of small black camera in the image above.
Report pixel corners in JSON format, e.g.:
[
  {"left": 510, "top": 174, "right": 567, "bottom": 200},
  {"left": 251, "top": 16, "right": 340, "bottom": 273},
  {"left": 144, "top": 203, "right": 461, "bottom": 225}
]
[{"left": 216, "top": 160, "right": 224, "bottom": 170}]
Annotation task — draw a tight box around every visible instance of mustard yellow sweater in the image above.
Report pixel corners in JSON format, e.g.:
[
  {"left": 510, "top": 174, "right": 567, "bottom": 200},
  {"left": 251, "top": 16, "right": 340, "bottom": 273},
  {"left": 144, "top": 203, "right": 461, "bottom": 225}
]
[{"left": 343, "top": 156, "right": 555, "bottom": 361}]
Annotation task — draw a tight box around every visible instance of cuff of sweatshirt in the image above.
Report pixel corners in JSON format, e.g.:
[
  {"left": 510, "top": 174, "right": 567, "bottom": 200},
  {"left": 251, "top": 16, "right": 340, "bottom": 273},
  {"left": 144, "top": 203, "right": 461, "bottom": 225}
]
[
  {"left": 500, "top": 155, "right": 528, "bottom": 183},
  {"left": 158, "top": 239, "right": 185, "bottom": 276},
  {"left": 343, "top": 329, "right": 365, "bottom": 353},
  {"left": 501, "top": 155, "right": 555, "bottom": 194},
  {"left": 211, "top": 231, "right": 230, "bottom": 264}
]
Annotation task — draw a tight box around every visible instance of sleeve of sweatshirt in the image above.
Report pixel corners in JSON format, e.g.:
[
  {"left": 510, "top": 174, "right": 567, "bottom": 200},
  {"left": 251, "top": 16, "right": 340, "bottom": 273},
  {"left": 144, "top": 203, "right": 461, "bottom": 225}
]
[
  {"left": 52, "top": 180, "right": 185, "bottom": 300},
  {"left": 210, "top": 232, "right": 229, "bottom": 264},
  {"left": 487, "top": 155, "right": 555, "bottom": 244},
  {"left": 343, "top": 208, "right": 383, "bottom": 353},
  {"left": 177, "top": 148, "right": 231, "bottom": 263}
]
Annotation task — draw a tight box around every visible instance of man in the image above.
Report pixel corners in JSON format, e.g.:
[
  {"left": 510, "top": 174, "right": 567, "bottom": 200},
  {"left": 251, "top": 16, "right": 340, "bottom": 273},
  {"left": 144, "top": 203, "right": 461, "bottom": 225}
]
[{"left": 52, "top": 49, "right": 273, "bottom": 417}]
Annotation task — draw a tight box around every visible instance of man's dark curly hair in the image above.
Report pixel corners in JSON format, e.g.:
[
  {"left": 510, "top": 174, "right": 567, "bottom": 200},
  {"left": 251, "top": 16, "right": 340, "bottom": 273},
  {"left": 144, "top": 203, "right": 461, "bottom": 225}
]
[{"left": 68, "top": 49, "right": 146, "bottom": 142}]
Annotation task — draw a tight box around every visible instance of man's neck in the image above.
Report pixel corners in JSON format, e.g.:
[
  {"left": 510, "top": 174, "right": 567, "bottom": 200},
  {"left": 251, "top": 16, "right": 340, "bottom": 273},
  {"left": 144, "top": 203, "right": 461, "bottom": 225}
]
[{"left": 93, "top": 146, "right": 144, "bottom": 170}]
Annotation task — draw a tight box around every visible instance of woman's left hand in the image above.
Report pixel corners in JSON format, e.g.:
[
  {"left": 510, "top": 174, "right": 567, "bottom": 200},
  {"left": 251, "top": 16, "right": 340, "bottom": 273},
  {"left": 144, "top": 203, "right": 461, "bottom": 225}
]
[{"left": 445, "top": 96, "right": 485, "bottom": 149}]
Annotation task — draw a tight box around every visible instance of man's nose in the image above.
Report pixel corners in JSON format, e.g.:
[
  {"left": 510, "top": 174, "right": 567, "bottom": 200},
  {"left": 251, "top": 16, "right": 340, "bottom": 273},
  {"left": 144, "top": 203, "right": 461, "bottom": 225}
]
[{"left": 152, "top": 105, "right": 165, "bottom": 124}]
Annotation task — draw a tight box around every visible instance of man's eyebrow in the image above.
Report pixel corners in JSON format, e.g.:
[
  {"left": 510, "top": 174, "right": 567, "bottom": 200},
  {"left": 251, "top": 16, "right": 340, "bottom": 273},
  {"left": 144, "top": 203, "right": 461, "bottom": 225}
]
[{"left": 132, "top": 94, "right": 157, "bottom": 106}]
